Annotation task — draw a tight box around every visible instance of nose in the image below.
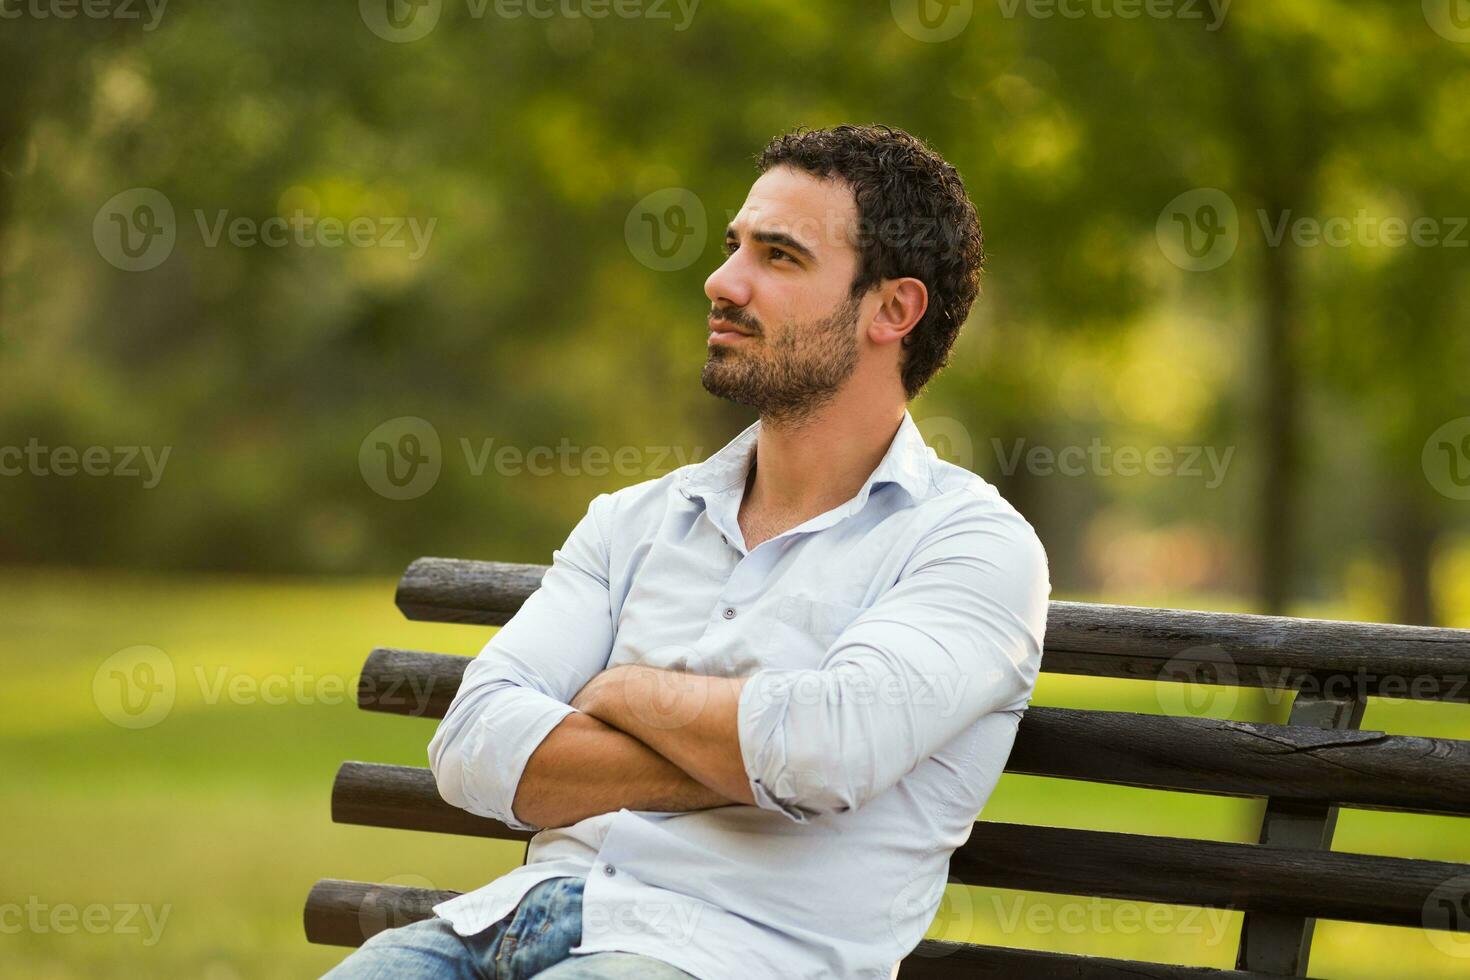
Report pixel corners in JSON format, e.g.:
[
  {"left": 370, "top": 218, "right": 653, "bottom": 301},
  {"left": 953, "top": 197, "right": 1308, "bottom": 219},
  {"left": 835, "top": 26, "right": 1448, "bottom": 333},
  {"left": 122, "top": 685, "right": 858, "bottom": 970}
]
[{"left": 704, "top": 247, "right": 753, "bottom": 310}]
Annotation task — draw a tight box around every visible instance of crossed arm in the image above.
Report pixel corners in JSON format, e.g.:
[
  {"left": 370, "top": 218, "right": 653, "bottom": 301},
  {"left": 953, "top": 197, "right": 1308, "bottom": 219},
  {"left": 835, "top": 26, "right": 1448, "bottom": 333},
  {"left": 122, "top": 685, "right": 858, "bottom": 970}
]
[
  {"left": 510, "top": 666, "right": 753, "bottom": 828},
  {"left": 428, "top": 491, "right": 1049, "bottom": 833}
]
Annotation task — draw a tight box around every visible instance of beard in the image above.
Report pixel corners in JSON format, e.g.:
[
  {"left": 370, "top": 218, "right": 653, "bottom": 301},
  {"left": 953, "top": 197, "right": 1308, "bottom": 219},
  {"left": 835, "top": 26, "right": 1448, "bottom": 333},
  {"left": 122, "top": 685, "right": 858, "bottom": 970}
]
[{"left": 701, "top": 291, "right": 862, "bottom": 426}]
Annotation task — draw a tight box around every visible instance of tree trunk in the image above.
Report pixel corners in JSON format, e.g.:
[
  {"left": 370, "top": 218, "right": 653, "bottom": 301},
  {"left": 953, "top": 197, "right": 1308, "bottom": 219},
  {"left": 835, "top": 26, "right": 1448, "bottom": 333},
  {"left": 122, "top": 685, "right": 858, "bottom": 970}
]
[
  {"left": 1391, "top": 495, "right": 1438, "bottom": 626},
  {"left": 1257, "top": 212, "right": 1299, "bottom": 615}
]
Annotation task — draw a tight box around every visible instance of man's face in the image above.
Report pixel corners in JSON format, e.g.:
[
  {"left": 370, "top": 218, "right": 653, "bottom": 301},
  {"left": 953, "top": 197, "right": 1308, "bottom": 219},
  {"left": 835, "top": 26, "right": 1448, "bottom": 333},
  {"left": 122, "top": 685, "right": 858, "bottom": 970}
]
[{"left": 702, "top": 166, "right": 868, "bottom": 424}]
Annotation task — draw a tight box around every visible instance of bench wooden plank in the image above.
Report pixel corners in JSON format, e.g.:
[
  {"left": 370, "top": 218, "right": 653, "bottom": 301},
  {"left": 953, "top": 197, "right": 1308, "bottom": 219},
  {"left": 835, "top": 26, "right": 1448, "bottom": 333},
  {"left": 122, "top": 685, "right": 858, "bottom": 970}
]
[
  {"left": 329, "top": 762, "right": 1470, "bottom": 931},
  {"left": 354, "top": 649, "right": 1470, "bottom": 816},
  {"left": 954, "top": 823, "right": 1465, "bottom": 932},
  {"left": 1008, "top": 704, "right": 1470, "bottom": 816},
  {"left": 394, "top": 558, "right": 1470, "bottom": 702},
  {"left": 1235, "top": 692, "right": 1366, "bottom": 974},
  {"left": 303, "top": 877, "right": 1314, "bottom": 978},
  {"left": 396, "top": 559, "right": 548, "bottom": 626},
  {"left": 332, "top": 759, "right": 534, "bottom": 843}
]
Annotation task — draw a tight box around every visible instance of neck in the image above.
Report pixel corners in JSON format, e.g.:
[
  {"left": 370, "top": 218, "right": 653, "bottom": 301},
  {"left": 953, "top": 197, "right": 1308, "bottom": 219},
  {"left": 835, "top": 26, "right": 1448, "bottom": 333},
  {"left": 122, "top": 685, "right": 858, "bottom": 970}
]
[{"left": 747, "top": 383, "right": 907, "bottom": 515}]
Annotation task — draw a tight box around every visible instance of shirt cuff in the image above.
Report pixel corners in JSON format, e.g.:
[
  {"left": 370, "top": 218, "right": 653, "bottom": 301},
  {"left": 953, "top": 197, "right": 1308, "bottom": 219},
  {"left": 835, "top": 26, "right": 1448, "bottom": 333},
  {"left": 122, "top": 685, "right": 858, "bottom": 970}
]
[
  {"left": 736, "top": 670, "right": 813, "bottom": 824},
  {"left": 459, "top": 693, "right": 576, "bottom": 833}
]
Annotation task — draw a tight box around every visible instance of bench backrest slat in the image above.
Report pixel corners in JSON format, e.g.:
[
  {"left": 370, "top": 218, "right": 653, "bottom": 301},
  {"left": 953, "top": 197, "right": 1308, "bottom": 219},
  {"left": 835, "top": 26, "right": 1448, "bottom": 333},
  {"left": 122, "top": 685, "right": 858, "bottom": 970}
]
[
  {"left": 327, "top": 761, "right": 1470, "bottom": 933},
  {"left": 397, "top": 558, "right": 1470, "bottom": 702},
  {"left": 358, "top": 647, "right": 1470, "bottom": 816}
]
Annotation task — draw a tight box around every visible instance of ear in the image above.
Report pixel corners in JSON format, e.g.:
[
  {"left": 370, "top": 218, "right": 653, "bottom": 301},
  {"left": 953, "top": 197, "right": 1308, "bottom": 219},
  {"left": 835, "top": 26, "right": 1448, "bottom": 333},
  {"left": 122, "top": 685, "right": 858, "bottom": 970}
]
[{"left": 866, "top": 277, "right": 928, "bottom": 348}]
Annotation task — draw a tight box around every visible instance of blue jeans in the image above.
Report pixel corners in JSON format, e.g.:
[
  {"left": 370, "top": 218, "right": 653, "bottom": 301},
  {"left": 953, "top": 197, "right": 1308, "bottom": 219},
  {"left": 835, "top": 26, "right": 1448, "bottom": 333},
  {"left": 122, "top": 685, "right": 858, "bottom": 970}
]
[{"left": 322, "top": 876, "right": 696, "bottom": 979}]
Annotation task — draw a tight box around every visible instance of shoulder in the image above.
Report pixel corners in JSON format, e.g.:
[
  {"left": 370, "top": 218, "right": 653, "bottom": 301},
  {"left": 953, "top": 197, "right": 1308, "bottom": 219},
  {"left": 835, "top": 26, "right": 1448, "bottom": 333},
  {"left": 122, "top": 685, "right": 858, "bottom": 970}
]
[
  {"left": 909, "top": 459, "right": 1050, "bottom": 582},
  {"left": 585, "top": 465, "right": 695, "bottom": 524}
]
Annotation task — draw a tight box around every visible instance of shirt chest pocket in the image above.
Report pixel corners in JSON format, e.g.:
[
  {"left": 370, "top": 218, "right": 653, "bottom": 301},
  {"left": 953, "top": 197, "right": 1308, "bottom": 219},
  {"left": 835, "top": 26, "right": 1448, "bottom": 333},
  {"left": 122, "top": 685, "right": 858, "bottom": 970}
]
[{"left": 769, "top": 594, "right": 867, "bottom": 660}]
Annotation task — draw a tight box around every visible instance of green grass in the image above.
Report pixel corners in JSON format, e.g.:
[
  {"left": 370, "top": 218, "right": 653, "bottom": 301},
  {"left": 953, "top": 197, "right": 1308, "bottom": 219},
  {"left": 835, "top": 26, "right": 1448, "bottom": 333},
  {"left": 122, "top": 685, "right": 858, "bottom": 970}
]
[{"left": 3, "top": 570, "right": 1468, "bottom": 978}]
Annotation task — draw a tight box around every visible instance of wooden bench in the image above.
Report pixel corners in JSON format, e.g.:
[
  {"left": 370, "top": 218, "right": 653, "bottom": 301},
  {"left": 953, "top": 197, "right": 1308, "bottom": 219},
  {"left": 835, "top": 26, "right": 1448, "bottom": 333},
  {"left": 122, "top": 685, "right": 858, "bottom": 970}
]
[{"left": 305, "top": 556, "right": 1470, "bottom": 978}]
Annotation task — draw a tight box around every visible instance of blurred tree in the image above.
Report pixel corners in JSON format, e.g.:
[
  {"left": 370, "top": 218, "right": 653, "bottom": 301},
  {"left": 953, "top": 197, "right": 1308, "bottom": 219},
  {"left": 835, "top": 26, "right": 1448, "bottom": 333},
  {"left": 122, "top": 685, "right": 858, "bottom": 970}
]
[{"left": 0, "top": 2, "right": 1465, "bottom": 624}]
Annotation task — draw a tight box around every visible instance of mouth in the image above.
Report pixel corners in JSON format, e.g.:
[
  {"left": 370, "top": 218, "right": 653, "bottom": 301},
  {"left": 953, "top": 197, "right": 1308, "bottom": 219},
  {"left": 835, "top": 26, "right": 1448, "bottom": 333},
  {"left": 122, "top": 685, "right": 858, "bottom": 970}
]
[{"left": 708, "top": 316, "right": 755, "bottom": 346}]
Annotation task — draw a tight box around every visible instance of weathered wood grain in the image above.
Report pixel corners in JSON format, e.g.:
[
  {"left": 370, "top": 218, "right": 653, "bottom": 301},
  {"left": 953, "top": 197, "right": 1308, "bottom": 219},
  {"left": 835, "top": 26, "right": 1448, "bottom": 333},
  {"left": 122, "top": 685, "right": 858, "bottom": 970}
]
[
  {"left": 353, "top": 650, "right": 1470, "bottom": 815},
  {"left": 395, "top": 558, "right": 547, "bottom": 625},
  {"left": 393, "top": 557, "right": 1470, "bottom": 702},
  {"left": 328, "top": 762, "right": 1470, "bottom": 930},
  {"left": 332, "top": 760, "right": 535, "bottom": 843}
]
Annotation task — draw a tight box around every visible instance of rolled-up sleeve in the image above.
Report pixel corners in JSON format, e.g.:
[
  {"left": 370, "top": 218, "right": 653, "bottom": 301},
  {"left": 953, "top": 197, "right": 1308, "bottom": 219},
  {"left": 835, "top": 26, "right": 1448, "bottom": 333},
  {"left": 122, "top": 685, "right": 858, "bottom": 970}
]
[
  {"left": 737, "top": 497, "right": 1050, "bottom": 822},
  {"left": 427, "top": 493, "right": 617, "bottom": 831}
]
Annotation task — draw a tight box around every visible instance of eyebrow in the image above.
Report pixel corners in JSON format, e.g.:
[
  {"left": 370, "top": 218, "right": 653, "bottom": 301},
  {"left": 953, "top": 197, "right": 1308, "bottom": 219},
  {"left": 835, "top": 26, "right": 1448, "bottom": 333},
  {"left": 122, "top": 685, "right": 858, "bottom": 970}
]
[{"left": 725, "top": 226, "right": 819, "bottom": 264}]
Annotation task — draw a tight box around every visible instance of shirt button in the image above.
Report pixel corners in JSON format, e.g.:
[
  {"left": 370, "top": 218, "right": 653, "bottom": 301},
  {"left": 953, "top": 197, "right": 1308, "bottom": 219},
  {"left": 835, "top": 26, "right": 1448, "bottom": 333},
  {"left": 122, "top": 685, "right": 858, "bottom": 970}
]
[
  {"left": 722, "top": 607, "right": 736, "bottom": 620},
  {"left": 603, "top": 864, "right": 617, "bottom": 877}
]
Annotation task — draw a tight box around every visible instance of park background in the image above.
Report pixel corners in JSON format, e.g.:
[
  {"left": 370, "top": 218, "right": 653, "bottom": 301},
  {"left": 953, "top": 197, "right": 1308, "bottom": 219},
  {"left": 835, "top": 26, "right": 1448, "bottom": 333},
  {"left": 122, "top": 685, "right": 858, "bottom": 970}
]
[{"left": 3, "top": 1, "right": 1470, "bottom": 976}]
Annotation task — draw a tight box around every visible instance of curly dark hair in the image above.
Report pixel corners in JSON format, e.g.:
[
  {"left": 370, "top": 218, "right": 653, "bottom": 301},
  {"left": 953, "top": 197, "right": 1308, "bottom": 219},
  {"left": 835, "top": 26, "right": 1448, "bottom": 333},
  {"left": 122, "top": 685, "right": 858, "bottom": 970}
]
[{"left": 757, "top": 125, "right": 984, "bottom": 399}]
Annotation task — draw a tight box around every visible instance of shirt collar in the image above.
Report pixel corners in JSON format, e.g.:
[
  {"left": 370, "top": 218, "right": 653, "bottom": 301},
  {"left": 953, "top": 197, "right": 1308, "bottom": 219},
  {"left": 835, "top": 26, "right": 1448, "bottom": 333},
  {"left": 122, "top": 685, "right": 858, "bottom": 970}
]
[{"left": 678, "top": 410, "right": 936, "bottom": 505}]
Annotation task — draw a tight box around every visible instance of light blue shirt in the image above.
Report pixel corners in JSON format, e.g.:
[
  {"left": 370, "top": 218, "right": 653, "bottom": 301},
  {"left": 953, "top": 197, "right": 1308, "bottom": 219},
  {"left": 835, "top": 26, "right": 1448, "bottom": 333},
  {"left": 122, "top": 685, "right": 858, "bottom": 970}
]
[{"left": 427, "top": 411, "right": 1050, "bottom": 979}]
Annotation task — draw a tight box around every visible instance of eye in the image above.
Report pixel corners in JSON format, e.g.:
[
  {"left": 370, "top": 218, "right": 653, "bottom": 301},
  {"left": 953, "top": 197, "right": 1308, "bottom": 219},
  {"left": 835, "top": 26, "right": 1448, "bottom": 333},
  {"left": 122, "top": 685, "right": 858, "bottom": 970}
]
[
  {"left": 769, "top": 247, "right": 794, "bottom": 263},
  {"left": 723, "top": 239, "right": 739, "bottom": 255}
]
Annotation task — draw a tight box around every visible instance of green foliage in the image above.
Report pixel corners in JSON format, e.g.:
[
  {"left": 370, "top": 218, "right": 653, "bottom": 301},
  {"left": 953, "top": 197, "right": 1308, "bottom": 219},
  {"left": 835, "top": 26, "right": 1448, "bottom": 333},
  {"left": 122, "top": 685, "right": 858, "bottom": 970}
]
[{"left": 0, "top": 5, "right": 1467, "bottom": 611}]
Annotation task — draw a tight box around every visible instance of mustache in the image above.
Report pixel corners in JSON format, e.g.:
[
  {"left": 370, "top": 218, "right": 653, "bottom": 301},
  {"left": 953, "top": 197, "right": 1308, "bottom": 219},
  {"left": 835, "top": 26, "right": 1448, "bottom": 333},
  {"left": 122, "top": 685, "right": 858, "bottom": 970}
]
[{"left": 708, "top": 306, "right": 761, "bottom": 334}]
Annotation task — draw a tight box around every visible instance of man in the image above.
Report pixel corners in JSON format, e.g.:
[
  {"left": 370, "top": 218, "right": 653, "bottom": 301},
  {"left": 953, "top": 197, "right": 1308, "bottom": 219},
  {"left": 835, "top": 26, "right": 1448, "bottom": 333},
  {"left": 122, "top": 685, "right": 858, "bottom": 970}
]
[{"left": 326, "top": 125, "right": 1049, "bottom": 979}]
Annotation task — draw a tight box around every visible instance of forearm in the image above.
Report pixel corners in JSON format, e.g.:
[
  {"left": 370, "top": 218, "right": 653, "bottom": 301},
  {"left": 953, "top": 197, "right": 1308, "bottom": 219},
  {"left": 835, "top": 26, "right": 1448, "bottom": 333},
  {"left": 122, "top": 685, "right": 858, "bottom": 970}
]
[
  {"left": 574, "top": 665, "right": 755, "bottom": 805},
  {"left": 511, "top": 710, "right": 733, "bottom": 829}
]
